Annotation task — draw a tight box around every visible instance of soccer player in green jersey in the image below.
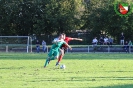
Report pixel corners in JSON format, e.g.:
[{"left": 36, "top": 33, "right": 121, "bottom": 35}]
[{"left": 44, "top": 34, "right": 72, "bottom": 68}]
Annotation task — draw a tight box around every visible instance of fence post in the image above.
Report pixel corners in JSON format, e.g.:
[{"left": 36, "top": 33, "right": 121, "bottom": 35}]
[
  {"left": 6, "top": 45, "right": 8, "bottom": 52},
  {"left": 27, "top": 46, "right": 28, "bottom": 53},
  {"left": 88, "top": 45, "right": 89, "bottom": 53},
  {"left": 27, "top": 36, "right": 29, "bottom": 53},
  {"left": 30, "top": 37, "right": 32, "bottom": 53},
  {"left": 30, "top": 44, "right": 32, "bottom": 53}
]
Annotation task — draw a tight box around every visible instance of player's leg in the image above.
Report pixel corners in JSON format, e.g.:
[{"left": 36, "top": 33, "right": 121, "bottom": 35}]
[
  {"left": 47, "top": 50, "right": 59, "bottom": 66},
  {"left": 44, "top": 49, "right": 53, "bottom": 68},
  {"left": 44, "top": 50, "right": 59, "bottom": 67},
  {"left": 59, "top": 49, "right": 64, "bottom": 62},
  {"left": 44, "top": 55, "right": 57, "bottom": 68},
  {"left": 56, "top": 48, "right": 65, "bottom": 66},
  {"left": 44, "top": 57, "right": 51, "bottom": 68},
  {"left": 48, "top": 49, "right": 58, "bottom": 60},
  {"left": 50, "top": 56, "right": 56, "bottom": 60}
]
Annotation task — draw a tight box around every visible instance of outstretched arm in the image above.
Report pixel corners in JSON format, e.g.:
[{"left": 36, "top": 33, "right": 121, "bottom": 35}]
[
  {"left": 72, "top": 38, "right": 83, "bottom": 41},
  {"left": 64, "top": 42, "right": 72, "bottom": 50}
]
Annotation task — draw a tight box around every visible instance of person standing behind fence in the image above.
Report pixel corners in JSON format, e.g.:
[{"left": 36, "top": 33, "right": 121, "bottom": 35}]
[
  {"left": 92, "top": 37, "right": 98, "bottom": 52},
  {"left": 108, "top": 37, "right": 113, "bottom": 46},
  {"left": 92, "top": 37, "right": 98, "bottom": 45},
  {"left": 42, "top": 40, "right": 46, "bottom": 53},
  {"left": 36, "top": 40, "right": 40, "bottom": 53},
  {"left": 99, "top": 36, "right": 104, "bottom": 45},
  {"left": 128, "top": 40, "right": 132, "bottom": 49},
  {"left": 128, "top": 40, "right": 132, "bottom": 46},
  {"left": 120, "top": 32, "right": 125, "bottom": 45},
  {"left": 104, "top": 36, "right": 109, "bottom": 45}
]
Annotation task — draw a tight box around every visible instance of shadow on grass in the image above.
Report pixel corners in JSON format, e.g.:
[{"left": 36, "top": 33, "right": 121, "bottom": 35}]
[
  {"left": 0, "top": 53, "right": 46, "bottom": 60},
  {"left": 68, "top": 76, "right": 133, "bottom": 82},
  {"left": 31, "top": 76, "right": 133, "bottom": 88},
  {"left": 96, "top": 84, "right": 133, "bottom": 88},
  {"left": 34, "top": 76, "right": 133, "bottom": 82},
  {"left": 0, "top": 66, "right": 25, "bottom": 70}
]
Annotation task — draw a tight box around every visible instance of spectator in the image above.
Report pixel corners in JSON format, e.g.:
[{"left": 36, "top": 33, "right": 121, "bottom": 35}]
[
  {"left": 120, "top": 32, "right": 125, "bottom": 45},
  {"left": 128, "top": 40, "right": 132, "bottom": 49},
  {"left": 92, "top": 37, "right": 98, "bottom": 45},
  {"left": 104, "top": 36, "right": 109, "bottom": 45},
  {"left": 99, "top": 36, "right": 104, "bottom": 45},
  {"left": 42, "top": 40, "right": 46, "bottom": 53},
  {"left": 36, "top": 40, "right": 40, "bottom": 53},
  {"left": 108, "top": 37, "right": 113, "bottom": 45},
  {"left": 128, "top": 40, "right": 132, "bottom": 46},
  {"left": 92, "top": 37, "right": 98, "bottom": 52}
]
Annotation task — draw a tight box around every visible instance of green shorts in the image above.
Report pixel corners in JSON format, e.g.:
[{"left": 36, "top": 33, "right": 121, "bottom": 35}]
[{"left": 48, "top": 49, "right": 60, "bottom": 57}]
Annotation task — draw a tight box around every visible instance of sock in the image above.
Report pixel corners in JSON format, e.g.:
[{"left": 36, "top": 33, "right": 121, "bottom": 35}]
[
  {"left": 58, "top": 55, "right": 63, "bottom": 63},
  {"left": 44, "top": 58, "right": 49, "bottom": 67}
]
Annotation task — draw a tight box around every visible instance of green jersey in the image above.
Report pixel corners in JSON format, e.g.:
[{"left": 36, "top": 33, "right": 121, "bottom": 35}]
[
  {"left": 48, "top": 41, "right": 66, "bottom": 57},
  {"left": 51, "top": 41, "right": 66, "bottom": 50}
]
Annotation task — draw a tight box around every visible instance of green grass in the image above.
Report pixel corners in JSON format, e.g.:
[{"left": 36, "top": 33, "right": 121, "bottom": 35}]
[{"left": 0, "top": 53, "right": 133, "bottom": 88}]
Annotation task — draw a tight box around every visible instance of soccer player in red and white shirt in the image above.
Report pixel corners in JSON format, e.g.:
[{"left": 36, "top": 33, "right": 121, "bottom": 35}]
[{"left": 56, "top": 33, "right": 83, "bottom": 66}]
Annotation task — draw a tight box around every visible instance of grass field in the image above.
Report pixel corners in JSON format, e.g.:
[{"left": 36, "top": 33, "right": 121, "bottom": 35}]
[{"left": 0, "top": 53, "right": 133, "bottom": 88}]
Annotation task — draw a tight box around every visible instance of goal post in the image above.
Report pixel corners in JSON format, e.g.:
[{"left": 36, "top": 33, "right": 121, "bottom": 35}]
[{"left": 0, "top": 36, "right": 30, "bottom": 53}]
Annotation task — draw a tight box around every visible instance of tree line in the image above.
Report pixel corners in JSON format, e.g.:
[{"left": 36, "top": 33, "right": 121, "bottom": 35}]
[{"left": 0, "top": 0, "right": 133, "bottom": 44}]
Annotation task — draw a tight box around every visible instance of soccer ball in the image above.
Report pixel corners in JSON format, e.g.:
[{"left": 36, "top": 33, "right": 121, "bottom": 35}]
[{"left": 60, "top": 64, "right": 66, "bottom": 69}]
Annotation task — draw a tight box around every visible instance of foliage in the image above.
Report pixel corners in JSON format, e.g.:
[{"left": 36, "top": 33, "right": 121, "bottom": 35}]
[
  {"left": 0, "top": 0, "right": 81, "bottom": 36},
  {"left": 83, "top": 0, "right": 133, "bottom": 43},
  {"left": 0, "top": 0, "right": 133, "bottom": 44}
]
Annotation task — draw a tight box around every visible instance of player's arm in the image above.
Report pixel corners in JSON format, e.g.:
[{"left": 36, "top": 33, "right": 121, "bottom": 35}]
[
  {"left": 71, "top": 38, "right": 83, "bottom": 41},
  {"left": 64, "top": 42, "right": 72, "bottom": 50}
]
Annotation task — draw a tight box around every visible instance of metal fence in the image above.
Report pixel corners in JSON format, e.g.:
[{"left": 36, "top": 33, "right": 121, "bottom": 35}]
[
  {"left": 0, "top": 45, "right": 132, "bottom": 53},
  {"left": 67, "top": 45, "right": 133, "bottom": 53}
]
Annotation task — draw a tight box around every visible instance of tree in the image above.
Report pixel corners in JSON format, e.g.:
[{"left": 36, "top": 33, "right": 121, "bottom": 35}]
[
  {"left": 0, "top": 0, "right": 36, "bottom": 35},
  {"left": 82, "top": 0, "right": 133, "bottom": 44},
  {"left": 0, "top": 0, "right": 12, "bottom": 35},
  {"left": 0, "top": 0, "right": 81, "bottom": 36},
  {"left": 34, "top": 0, "right": 80, "bottom": 35}
]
